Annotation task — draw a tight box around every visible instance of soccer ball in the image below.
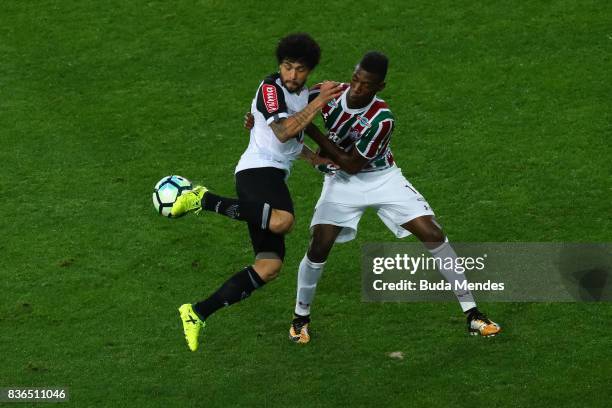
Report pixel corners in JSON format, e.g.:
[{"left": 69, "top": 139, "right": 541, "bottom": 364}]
[{"left": 152, "top": 175, "right": 193, "bottom": 217}]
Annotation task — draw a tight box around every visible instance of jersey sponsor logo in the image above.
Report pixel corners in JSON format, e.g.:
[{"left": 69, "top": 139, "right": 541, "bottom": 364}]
[
  {"left": 262, "top": 84, "right": 279, "bottom": 113},
  {"left": 356, "top": 115, "right": 371, "bottom": 128}
]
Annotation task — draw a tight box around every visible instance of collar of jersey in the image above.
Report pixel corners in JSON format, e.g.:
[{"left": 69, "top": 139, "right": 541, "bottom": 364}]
[{"left": 340, "top": 87, "right": 377, "bottom": 114}]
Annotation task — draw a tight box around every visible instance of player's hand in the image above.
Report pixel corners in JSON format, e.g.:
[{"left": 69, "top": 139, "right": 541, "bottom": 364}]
[
  {"left": 311, "top": 153, "right": 336, "bottom": 167},
  {"left": 244, "top": 112, "right": 254, "bottom": 130},
  {"left": 312, "top": 148, "right": 339, "bottom": 174},
  {"left": 315, "top": 163, "right": 340, "bottom": 175},
  {"left": 316, "top": 81, "right": 343, "bottom": 105}
]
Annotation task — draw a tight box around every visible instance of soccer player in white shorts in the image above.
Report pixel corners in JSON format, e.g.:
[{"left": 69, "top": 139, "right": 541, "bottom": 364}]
[
  {"left": 311, "top": 166, "right": 433, "bottom": 244},
  {"left": 288, "top": 51, "right": 502, "bottom": 343},
  {"left": 171, "top": 34, "right": 343, "bottom": 351}
]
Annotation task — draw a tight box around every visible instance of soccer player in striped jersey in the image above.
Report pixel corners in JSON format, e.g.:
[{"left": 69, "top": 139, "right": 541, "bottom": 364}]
[
  {"left": 171, "top": 33, "right": 343, "bottom": 351},
  {"left": 285, "top": 51, "right": 501, "bottom": 342}
]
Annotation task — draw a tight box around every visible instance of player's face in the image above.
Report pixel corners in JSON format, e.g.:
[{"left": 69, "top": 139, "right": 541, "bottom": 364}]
[
  {"left": 347, "top": 66, "right": 385, "bottom": 107},
  {"left": 279, "top": 60, "right": 311, "bottom": 92}
]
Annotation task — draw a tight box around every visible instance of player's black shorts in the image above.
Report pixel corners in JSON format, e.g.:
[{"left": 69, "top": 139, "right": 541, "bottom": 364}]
[{"left": 235, "top": 167, "right": 294, "bottom": 260}]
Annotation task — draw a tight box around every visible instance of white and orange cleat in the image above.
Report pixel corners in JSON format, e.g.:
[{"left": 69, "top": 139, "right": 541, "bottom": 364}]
[
  {"left": 289, "top": 316, "right": 311, "bottom": 344},
  {"left": 467, "top": 309, "right": 501, "bottom": 337}
]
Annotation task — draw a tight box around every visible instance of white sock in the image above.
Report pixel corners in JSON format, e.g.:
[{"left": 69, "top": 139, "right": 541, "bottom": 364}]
[
  {"left": 429, "top": 238, "right": 477, "bottom": 312},
  {"left": 294, "top": 254, "right": 326, "bottom": 316}
]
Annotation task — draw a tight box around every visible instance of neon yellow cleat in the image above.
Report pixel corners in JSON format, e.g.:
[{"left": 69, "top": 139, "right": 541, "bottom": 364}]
[
  {"left": 178, "top": 303, "right": 205, "bottom": 351},
  {"left": 170, "top": 186, "right": 208, "bottom": 218}
]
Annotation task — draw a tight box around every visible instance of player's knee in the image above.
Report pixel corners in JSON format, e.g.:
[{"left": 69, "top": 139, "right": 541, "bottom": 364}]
[
  {"left": 254, "top": 259, "right": 283, "bottom": 282},
  {"left": 422, "top": 227, "right": 445, "bottom": 244},
  {"left": 308, "top": 225, "right": 339, "bottom": 262},
  {"left": 307, "top": 243, "right": 332, "bottom": 263},
  {"left": 260, "top": 267, "right": 280, "bottom": 282},
  {"left": 269, "top": 211, "right": 294, "bottom": 234}
]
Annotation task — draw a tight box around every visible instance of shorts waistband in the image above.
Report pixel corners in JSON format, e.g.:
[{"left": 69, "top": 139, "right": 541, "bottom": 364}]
[{"left": 336, "top": 164, "right": 398, "bottom": 180}]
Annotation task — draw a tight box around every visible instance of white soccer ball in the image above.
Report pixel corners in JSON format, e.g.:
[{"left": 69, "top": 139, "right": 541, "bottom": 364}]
[{"left": 152, "top": 175, "right": 193, "bottom": 217}]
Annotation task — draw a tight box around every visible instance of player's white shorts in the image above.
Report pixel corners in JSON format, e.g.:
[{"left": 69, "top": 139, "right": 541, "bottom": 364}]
[{"left": 310, "top": 165, "right": 435, "bottom": 243}]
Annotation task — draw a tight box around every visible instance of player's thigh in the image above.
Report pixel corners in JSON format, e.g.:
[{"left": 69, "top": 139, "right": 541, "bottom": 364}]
[
  {"left": 373, "top": 169, "right": 435, "bottom": 238},
  {"left": 310, "top": 202, "right": 365, "bottom": 244},
  {"left": 235, "top": 167, "right": 294, "bottom": 214},
  {"left": 246, "top": 222, "right": 287, "bottom": 261},
  {"left": 310, "top": 175, "right": 367, "bottom": 243}
]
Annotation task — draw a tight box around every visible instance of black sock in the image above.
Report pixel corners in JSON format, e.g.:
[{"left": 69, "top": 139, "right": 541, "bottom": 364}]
[
  {"left": 202, "top": 192, "right": 271, "bottom": 230},
  {"left": 193, "top": 266, "right": 265, "bottom": 320},
  {"left": 293, "top": 314, "right": 310, "bottom": 323},
  {"left": 464, "top": 307, "right": 478, "bottom": 317}
]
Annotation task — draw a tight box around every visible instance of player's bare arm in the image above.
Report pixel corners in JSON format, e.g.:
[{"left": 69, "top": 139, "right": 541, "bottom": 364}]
[
  {"left": 299, "top": 145, "right": 336, "bottom": 167},
  {"left": 244, "top": 112, "right": 334, "bottom": 167},
  {"left": 305, "top": 123, "right": 368, "bottom": 174},
  {"left": 244, "top": 111, "right": 254, "bottom": 129},
  {"left": 269, "top": 81, "right": 344, "bottom": 143}
]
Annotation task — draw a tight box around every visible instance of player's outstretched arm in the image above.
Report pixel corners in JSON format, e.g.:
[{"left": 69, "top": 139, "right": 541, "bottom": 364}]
[
  {"left": 305, "top": 123, "right": 368, "bottom": 174},
  {"left": 245, "top": 110, "right": 334, "bottom": 173},
  {"left": 270, "top": 81, "right": 343, "bottom": 143}
]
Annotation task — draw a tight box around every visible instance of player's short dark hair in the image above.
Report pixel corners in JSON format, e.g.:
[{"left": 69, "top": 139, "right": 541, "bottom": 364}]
[
  {"left": 276, "top": 33, "right": 321, "bottom": 70},
  {"left": 359, "top": 51, "right": 389, "bottom": 81}
]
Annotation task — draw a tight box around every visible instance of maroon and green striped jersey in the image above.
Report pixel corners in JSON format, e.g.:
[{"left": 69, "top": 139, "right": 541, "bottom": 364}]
[{"left": 310, "top": 83, "right": 395, "bottom": 172}]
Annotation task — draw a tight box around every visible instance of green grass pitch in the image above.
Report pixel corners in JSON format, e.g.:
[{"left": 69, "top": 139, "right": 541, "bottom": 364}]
[{"left": 1, "top": 0, "right": 611, "bottom": 406}]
